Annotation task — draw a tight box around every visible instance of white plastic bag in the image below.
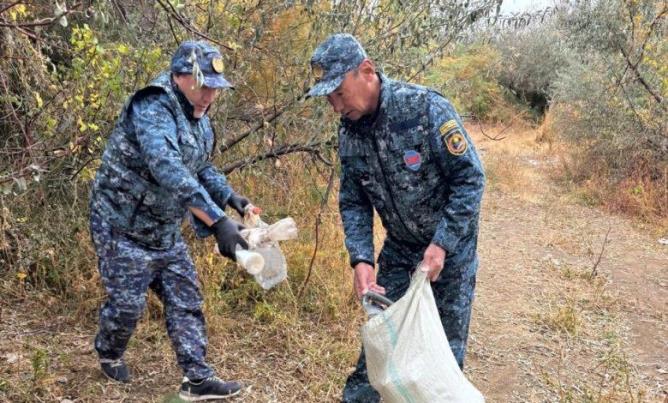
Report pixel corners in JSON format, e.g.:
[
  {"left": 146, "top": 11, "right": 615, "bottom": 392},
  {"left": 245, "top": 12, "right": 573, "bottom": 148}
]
[
  {"left": 362, "top": 270, "right": 484, "bottom": 403},
  {"left": 214, "top": 207, "right": 298, "bottom": 289}
]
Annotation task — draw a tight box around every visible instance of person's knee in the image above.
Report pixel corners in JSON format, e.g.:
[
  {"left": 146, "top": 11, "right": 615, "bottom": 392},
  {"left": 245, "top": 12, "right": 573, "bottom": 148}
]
[{"left": 104, "top": 296, "right": 147, "bottom": 324}]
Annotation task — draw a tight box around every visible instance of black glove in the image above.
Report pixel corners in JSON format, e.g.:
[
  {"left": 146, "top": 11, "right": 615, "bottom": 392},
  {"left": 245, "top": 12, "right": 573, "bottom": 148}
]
[
  {"left": 213, "top": 216, "right": 248, "bottom": 260},
  {"left": 227, "top": 193, "right": 250, "bottom": 217}
]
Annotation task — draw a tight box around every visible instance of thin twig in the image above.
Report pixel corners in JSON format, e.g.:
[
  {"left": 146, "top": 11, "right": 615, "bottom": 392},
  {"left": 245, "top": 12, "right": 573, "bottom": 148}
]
[
  {"left": 219, "top": 100, "right": 297, "bottom": 153},
  {"left": 297, "top": 166, "right": 336, "bottom": 300},
  {"left": 471, "top": 113, "right": 522, "bottom": 141},
  {"left": 590, "top": 225, "right": 612, "bottom": 279},
  {"left": 0, "top": 1, "right": 22, "bottom": 16},
  {"left": 0, "top": 3, "right": 82, "bottom": 28},
  {"left": 155, "top": 0, "right": 232, "bottom": 51},
  {"left": 618, "top": 45, "right": 663, "bottom": 104},
  {"left": 221, "top": 140, "right": 335, "bottom": 174}
]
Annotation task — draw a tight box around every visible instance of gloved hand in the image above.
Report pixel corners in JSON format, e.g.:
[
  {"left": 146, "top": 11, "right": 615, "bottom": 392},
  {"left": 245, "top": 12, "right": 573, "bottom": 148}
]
[
  {"left": 227, "top": 193, "right": 250, "bottom": 217},
  {"left": 213, "top": 216, "right": 249, "bottom": 260}
]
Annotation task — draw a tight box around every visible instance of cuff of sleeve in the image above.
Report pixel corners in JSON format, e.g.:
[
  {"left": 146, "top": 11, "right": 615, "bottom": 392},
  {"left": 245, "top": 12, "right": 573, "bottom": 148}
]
[
  {"left": 187, "top": 193, "right": 225, "bottom": 223},
  {"left": 189, "top": 213, "right": 215, "bottom": 238},
  {"left": 431, "top": 222, "right": 460, "bottom": 255},
  {"left": 350, "top": 256, "right": 375, "bottom": 269}
]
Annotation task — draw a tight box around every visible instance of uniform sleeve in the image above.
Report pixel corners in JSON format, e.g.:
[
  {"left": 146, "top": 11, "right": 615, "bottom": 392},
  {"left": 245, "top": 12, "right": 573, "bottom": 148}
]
[
  {"left": 338, "top": 153, "right": 375, "bottom": 268},
  {"left": 131, "top": 93, "right": 225, "bottom": 223},
  {"left": 197, "top": 164, "right": 234, "bottom": 209},
  {"left": 427, "top": 94, "right": 485, "bottom": 254}
]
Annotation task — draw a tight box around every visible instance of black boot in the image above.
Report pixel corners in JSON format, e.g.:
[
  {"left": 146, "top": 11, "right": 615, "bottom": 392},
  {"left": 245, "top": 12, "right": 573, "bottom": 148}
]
[{"left": 100, "top": 358, "right": 130, "bottom": 383}]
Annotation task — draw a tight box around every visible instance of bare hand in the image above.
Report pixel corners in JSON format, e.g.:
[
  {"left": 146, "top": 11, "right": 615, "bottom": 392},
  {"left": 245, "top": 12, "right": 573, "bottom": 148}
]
[
  {"left": 420, "top": 244, "right": 446, "bottom": 282},
  {"left": 353, "top": 262, "right": 385, "bottom": 299}
]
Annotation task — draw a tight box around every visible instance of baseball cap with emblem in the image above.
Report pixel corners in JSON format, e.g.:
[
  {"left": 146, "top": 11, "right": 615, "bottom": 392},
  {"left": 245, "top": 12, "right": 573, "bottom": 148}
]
[
  {"left": 171, "top": 40, "right": 233, "bottom": 89},
  {"left": 306, "top": 33, "right": 368, "bottom": 98}
]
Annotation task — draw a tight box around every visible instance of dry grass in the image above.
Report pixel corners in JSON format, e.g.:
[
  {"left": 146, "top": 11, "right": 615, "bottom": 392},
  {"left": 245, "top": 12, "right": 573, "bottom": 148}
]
[
  {"left": 0, "top": 152, "right": 381, "bottom": 402},
  {"left": 475, "top": 121, "right": 557, "bottom": 204},
  {"left": 2, "top": 123, "right": 666, "bottom": 402},
  {"left": 539, "top": 110, "right": 668, "bottom": 234}
]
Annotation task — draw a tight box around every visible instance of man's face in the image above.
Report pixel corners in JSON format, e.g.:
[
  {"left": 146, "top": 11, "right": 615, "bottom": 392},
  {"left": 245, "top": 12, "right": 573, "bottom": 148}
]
[
  {"left": 173, "top": 74, "right": 220, "bottom": 118},
  {"left": 326, "top": 64, "right": 377, "bottom": 121}
]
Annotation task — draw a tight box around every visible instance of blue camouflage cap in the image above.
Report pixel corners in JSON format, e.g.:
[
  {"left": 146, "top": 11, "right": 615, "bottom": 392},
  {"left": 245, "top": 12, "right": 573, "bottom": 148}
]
[
  {"left": 171, "top": 40, "right": 233, "bottom": 89},
  {"left": 306, "top": 34, "right": 367, "bottom": 97}
]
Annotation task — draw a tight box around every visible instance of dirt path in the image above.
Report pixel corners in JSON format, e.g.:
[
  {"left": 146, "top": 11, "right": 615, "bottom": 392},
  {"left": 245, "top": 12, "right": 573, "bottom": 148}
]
[
  {"left": 1, "top": 126, "right": 666, "bottom": 402},
  {"left": 467, "top": 126, "right": 667, "bottom": 402}
]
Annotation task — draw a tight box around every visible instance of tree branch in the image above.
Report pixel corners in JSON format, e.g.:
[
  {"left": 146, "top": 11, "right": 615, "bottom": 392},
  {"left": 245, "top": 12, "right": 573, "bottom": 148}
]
[
  {"left": 155, "top": 0, "right": 232, "bottom": 51},
  {"left": 0, "top": 3, "right": 82, "bottom": 28},
  {"left": 218, "top": 100, "right": 297, "bottom": 153},
  {"left": 297, "top": 165, "right": 336, "bottom": 300},
  {"left": 221, "top": 140, "right": 335, "bottom": 174},
  {"left": 618, "top": 45, "right": 663, "bottom": 104}
]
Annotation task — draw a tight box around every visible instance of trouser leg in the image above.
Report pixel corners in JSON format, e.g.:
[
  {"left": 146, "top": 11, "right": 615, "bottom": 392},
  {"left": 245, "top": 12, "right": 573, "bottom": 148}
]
[
  {"left": 150, "top": 239, "right": 214, "bottom": 380},
  {"left": 432, "top": 274, "right": 477, "bottom": 369},
  {"left": 91, "top": 214, "right": 151, "bottom": 360}
]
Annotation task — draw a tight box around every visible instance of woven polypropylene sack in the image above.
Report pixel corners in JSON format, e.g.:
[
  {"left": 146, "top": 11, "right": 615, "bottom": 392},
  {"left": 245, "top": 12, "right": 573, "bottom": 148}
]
[{"left": 361, "top": 270, "right": 485, "bottom": 403}]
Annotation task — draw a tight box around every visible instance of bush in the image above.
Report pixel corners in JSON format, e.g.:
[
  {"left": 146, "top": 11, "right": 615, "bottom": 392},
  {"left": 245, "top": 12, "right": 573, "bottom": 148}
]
[{"left": 425, "top": 43, "right": 522, "bottom": 122}]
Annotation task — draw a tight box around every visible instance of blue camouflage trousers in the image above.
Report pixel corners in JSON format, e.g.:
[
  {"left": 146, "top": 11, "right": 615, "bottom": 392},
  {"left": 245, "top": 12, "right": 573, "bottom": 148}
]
[
  {"left": 90, "top": 212, "right": 214, "bottom": 380},
  {"left": 342, "top": 237, "right": 477, "bottom": 403}
]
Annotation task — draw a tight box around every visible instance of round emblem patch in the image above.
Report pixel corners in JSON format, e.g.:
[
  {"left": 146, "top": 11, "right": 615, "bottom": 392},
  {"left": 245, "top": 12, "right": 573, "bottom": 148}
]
[
  {"left": 403, "top": 150, "right": 422, "bottom": 171},
  {"left": 211, "top": 57, "right": 224, "bottom": 73},
  {"left": 446, "top": 132, "right": 467, "bottom": 156},
  {"left": 312, "top": 63, "right": 324, "bottom": 81}
]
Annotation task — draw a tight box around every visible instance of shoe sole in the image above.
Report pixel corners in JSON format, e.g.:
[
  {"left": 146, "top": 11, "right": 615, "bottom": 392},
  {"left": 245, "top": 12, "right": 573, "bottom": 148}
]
[
  {"left": 101, "top": 369, "right": 130, "bottom": 383},
  {"left": 178, "top": 389, "right": 241, "bottom": 401}
]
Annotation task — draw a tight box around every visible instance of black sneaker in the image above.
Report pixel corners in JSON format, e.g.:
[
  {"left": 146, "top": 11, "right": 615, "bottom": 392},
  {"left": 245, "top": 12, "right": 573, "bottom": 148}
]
[
  {"left": 179, "top": 376, "right": 242, "bottom": 401},
  {"left": 100, "top": 358, "right": 130, "bottom": 383}
]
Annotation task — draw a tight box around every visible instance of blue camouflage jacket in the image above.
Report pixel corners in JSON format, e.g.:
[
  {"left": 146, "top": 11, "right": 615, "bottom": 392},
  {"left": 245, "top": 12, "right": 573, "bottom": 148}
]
[
  {"left": 90, "top": 72, "right": 233, "bottom": 249},
  {"left": 338, "top": 74, "right": 485, "bottom": 275}
]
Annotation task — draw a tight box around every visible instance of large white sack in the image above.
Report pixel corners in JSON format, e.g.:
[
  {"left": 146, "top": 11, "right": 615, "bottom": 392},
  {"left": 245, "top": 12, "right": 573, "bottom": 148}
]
[{"left": 362, "top": 270, "right": 484, "bottom": 403}]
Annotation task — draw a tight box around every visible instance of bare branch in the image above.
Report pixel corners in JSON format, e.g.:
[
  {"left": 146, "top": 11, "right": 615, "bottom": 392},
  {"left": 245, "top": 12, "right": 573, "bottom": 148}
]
[
  {"left": 0, "top": 1, "right": 22, "bottom": 16},
  {"left": 221, "top": 140, "right": 335, "bottom": 175},
  {"left": 297, "top": 166, "right": 336, "bottom": 300},
  {"left": 618, "top": 45, "right": 663, "bottom": 104},
  {"left": 0, "top": 2, "right": 82, "bottom": 28},
  {"left": 218, "top": 100, "right": 297, "bottom": 153},
  {"left": 155, "top": 0, "right": 232, "bottom": 51},
  {"left": 468, "top": 112, "right": 525, "bottom": 141},
  {"left": 590, "top": 224, "right": 612, "bottom": 279}
]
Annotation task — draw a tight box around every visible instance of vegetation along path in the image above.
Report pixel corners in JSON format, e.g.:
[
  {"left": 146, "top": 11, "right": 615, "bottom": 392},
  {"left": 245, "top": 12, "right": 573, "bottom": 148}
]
[{"left": 1, "top": 126, "right": 666, "bottom": 402}]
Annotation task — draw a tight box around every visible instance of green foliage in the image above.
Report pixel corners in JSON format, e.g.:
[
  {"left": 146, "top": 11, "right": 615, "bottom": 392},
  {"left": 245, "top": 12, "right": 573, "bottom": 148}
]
[
  {"left": 546, "top": 0, "right": 667, "bottom": 220},
  {"left": 0, "top": 0, "right": 501, "bottom": 301},
  {"left": 425, "top": 43, "right": 520, "bottom": 122},
  {"left": 493, "top": 21, "right": 571, "bottom": 115},
  {"left": 30, "top": 347, "right": 48, "bottom": 382}
]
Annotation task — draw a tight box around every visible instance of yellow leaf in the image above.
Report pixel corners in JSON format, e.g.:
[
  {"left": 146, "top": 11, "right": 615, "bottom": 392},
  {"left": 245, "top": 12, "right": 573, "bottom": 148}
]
[
  {"left": 77, "top": 117, "right": 88, "bottom": 132},
  {"left": 33, "top": 91, "right": 43, "bottom": 108},
  {"left": 17, "top": 272, "right": 27, "bottom": 281},
  {"left": 227, "top": 41, "right": 241, "bottom": 51}
]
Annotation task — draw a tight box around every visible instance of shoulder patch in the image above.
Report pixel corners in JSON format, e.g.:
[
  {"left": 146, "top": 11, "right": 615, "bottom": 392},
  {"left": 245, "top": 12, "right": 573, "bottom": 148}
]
[
  {"left": 444, "top": 132, "right": 467, "bottom": 156},
  {"left": 439, "top": 119, "right": 459, "bottom": 136}
]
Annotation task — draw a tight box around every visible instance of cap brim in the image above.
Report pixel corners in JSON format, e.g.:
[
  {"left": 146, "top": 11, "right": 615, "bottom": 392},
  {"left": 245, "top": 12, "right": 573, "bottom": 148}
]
[
  {"left": 203, "top": 75, "right": 234, "bottom": 89},
  {"left": 306, "top": 75, "right": 344, "bottom": 98}
]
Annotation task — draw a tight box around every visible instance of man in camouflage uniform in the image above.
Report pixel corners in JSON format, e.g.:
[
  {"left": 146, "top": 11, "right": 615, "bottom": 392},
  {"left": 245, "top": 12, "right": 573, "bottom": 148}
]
[
  {"left": 307, "top": 34, "right": 485, "bottom": 402},
  {"left": 89, "top": 40, "right": 250, "bottom": 400}
]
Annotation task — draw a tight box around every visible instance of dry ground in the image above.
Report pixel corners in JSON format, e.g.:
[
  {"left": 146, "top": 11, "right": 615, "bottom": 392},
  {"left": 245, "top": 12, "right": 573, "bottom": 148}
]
[{"left": 1, "top": 124, "right": 666, "bottom": 402}]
